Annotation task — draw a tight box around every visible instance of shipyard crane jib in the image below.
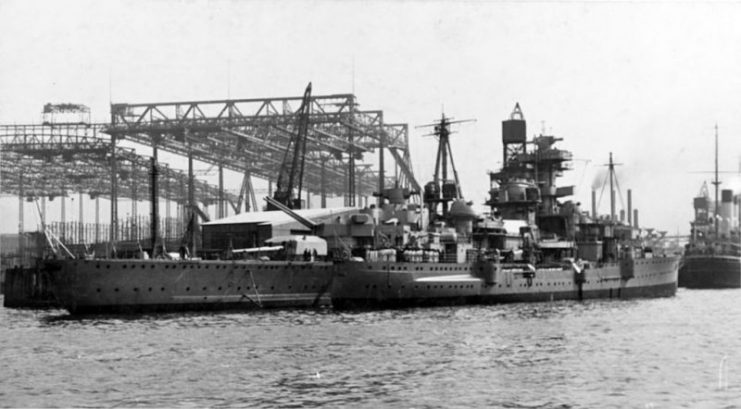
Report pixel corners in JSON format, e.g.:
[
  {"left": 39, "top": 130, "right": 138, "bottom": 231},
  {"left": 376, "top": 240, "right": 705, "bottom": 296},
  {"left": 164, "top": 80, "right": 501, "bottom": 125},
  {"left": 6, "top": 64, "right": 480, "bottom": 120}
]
[
  {"left": 271, "top": 82, "right": 312, "bottom": 210},
  {"left": 263, "top": 196, "right": 319, "bottom": 234}
]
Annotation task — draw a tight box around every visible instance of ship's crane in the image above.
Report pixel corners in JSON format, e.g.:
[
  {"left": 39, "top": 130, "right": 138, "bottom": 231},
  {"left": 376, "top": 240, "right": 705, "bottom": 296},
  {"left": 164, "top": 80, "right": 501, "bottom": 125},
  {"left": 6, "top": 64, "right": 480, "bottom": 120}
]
[
  {"left": 417, "top": 114, "right": 475, "bottom": 217},
  {"left": 270, "top": 82, "right": 312, "bottom": 210},
  {"left": 264, "top": 196, "right": 319, "bottom": 234}
]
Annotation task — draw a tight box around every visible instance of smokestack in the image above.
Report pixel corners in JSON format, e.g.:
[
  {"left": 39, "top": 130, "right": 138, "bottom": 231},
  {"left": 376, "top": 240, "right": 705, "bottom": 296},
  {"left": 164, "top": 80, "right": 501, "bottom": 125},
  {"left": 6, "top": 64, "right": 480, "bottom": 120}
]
[
  {"left": 592, "top": 190, "right": 597, "bottom": 219},
  {"left": 721, "top": 189, "right": 733, "bottom": 238},
  {"left": 627, "top": 189, "right": 633, "bottom": 227},
  {"left": 620, "top": 209, "right": 625, "bottom": 223},
  {"left": 633, "top": 209, "right": 639, "bottom": 229}
]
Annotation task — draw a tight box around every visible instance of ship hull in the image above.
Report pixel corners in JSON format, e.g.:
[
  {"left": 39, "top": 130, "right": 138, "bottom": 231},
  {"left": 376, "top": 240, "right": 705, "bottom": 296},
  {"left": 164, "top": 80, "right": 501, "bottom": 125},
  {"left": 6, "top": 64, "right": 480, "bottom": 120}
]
[
  {"left": 45, "top": 259, "right": 335, "bottom": 314},
  {"left": 679, "top": 255, "right": 741, "bottom": 288},
  {"left": 331, "top": 257, "right": 679, "bottom": 309}
]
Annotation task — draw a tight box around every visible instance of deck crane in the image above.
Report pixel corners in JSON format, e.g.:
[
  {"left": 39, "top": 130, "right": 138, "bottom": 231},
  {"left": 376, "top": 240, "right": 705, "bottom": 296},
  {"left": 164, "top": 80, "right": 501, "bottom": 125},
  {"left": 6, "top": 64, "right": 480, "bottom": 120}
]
[{"left": 269, "top": 82, "right": 312, "bottom": 210}]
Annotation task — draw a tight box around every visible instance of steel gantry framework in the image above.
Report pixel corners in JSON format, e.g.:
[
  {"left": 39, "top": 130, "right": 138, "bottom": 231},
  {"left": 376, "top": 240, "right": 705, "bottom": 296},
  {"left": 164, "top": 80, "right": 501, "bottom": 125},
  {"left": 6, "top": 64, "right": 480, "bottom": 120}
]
[
  {"left": 0, "top": 124, "right": 236, "bottom": 203},
  {"left": 0, "top": 123, "right": 238, "bottom": 243},
  {"left": 105, "top": 90, "right": 419, "bottom": 205},
  {"left": 0, "top": 87, "right": 419, "bottom": 251}
]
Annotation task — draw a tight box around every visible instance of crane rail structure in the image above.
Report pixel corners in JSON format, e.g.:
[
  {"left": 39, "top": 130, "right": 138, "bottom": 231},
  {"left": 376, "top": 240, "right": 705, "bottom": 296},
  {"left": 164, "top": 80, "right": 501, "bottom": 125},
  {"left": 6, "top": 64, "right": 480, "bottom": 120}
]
[
  {"left": 105, "top": 90, "right": 418, "bottom": 201},
  {"left": 0, "top": 87, "right": 418, "bottom": 250},
  {"left": 0, "top": 123, "right": 235, "bottom": 204}
]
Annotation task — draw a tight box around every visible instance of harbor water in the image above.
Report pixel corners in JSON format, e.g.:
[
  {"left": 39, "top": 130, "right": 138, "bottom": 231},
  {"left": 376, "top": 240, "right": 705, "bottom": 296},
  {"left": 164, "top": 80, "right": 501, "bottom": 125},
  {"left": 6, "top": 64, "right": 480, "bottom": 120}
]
[{"left": 1, "top": 289, "right": 740, "bottom": 408}]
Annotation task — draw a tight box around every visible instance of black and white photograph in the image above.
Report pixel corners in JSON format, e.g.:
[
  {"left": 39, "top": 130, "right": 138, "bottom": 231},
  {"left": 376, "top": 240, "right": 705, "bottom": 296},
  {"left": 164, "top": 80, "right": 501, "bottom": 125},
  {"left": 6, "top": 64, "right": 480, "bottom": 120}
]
[{"left": 1, "top": 0, "right": 740, "bottom": 407}]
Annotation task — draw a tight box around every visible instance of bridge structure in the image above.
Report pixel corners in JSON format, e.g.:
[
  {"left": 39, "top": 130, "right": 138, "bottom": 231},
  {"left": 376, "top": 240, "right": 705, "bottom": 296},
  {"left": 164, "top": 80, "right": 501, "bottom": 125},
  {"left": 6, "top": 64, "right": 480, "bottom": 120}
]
[{"left": 0, "top": 88, "right": 419, "bottom": 256}]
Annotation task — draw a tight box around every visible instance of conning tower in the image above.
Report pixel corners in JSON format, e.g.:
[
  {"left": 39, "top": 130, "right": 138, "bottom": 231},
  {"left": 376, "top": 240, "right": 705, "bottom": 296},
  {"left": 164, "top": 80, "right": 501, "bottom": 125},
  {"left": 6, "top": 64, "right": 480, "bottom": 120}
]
[{"left": 487, "top": 104, "right": 540, "bottom": 224}]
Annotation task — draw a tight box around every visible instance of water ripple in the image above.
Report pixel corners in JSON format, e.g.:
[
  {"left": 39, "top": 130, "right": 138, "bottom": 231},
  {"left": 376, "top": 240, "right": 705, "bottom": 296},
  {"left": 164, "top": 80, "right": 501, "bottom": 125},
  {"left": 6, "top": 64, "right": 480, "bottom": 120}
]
[{"left": 3, "top": 291, "right": 741, "bottom": 407}]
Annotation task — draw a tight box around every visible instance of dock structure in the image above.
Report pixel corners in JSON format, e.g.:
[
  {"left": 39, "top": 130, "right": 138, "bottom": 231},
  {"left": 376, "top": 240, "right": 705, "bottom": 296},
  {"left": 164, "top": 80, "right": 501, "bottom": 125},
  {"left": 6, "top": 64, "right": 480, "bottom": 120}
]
[{"left": 0, "top": 91, "right": 418, "bottom": 268}]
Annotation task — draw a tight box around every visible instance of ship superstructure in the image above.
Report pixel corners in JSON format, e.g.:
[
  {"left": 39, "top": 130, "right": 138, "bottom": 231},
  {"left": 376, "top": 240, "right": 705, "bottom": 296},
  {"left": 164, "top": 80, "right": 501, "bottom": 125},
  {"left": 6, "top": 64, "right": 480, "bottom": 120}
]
[{"left": 331, "top": 104, "right": 678, "bottom": 308}]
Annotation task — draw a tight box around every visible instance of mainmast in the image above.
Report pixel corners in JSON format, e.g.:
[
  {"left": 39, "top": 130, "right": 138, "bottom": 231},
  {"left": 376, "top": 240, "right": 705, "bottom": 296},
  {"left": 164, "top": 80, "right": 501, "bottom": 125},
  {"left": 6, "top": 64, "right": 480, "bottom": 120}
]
[
  {"left": 419, "top": 114, "right": 474, "bottom": 217},
  {"left": 609, "top": 152, "right": 615, "bottom": 222}
]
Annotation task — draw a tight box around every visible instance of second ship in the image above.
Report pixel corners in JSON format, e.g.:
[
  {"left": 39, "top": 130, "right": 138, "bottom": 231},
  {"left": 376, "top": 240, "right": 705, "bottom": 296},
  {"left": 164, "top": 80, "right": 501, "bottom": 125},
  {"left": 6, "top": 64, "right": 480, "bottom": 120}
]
[{"left": 679, "top": 126, "right": 741, "bottom": 288}]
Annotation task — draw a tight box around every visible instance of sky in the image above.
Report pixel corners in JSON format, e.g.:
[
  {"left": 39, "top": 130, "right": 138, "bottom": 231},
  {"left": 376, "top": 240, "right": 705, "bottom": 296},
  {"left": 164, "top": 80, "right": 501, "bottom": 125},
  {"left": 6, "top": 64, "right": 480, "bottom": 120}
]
[{"left": 3, "top": 0, "right": 741, "bottom": 236}]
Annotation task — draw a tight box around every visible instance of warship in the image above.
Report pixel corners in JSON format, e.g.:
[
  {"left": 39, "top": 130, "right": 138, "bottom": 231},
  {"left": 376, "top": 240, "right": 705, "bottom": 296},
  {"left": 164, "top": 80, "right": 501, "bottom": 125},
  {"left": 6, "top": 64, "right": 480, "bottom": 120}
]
[
  {"left": 679, "top": 126, "right": 741, "bottom": 288},
  {"left": 331, "top": 105, "right": 679, "bottom": 309},
  {"left": 43, "top": 203, "right": 350, "bottom": 314},
  {"left": 45, "top": 258, "right": 336, "bottom": 314},
  {"left": 42, "top": 83, "right": 348, "bottom": 314}
]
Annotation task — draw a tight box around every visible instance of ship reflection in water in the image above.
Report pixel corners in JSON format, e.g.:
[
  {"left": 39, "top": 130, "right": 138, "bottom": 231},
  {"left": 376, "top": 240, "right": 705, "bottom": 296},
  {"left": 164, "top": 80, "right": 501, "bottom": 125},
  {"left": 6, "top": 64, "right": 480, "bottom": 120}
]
[{"left": 2, "top": 289, "right": 739, "bottom": 408}]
